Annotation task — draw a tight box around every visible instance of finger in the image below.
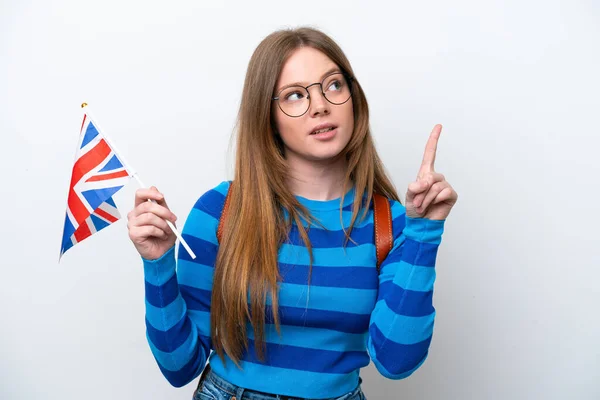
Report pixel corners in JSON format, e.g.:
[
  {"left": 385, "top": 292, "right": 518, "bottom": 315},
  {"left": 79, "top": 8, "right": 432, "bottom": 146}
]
[
  {"left": 412, "top": 173, "right": 445, "bottom": 207},
  {"left": 135, "top": 187, "right": 165, "bottom": 207},
  {"left": 129, "top": 212, "right": 172, "bottom": 233},
  {"left": 129, "top": 200, "right": 177, "bottom": 222},
  {"left": 416, "top": 182, "right": 448, "bottom": 212},
  {"left": 129, "top": 225, "right": 168, "bottom": 242},
  {"left": 432, "top": 187, "right": 457, "bottom": 205},
  {"left": 406, "top": 180, "right": 430, "bottom": 203},
  {"left": 418, "top": 124, "right": 442, "bottom": 177}
]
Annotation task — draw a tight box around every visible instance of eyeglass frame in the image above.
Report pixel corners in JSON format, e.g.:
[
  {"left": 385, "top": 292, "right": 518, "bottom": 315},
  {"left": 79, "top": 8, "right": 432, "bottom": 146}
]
[{"left": 272, "top": 71, "right": 354, "bottom": 118}]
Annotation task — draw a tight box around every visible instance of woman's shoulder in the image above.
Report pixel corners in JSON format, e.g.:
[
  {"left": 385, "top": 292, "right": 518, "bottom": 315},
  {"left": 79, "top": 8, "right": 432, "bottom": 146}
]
[
  {"left": 372, "top": 193, "right": 406, "bottom": 220},
  {"left": 190, "top": 180, "right": 232, "bottom": 218}
]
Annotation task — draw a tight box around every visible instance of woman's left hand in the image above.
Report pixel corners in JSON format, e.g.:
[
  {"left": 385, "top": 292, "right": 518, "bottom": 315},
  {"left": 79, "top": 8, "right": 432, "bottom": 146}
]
[{"left": 405, "top": 124, "right": 458, "bottom": 221}]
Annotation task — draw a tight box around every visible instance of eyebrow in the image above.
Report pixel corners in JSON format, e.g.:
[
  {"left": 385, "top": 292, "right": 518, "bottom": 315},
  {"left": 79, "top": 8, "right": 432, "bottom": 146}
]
[{"left": 276, "top": 67, "right": 341, "bottom": 93}]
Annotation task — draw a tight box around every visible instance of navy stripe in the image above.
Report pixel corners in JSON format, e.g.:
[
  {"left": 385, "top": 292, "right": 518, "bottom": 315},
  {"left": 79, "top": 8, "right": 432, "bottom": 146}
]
[
  {"left": 379, "top": 281, "right": 434, "bottom": 317},
  {"left": 180, "top": 285, "right": 370, "bottom": 334},
  {"left": 179, "top": 285, "right": 212, "bottom": 312},
  {"left": 155, "top": 338, "right": 209, "bottom": 387},
  {"left": 369, "top": 324, "right": 430, "bottom": 374},
  {"left": 392, "top": 212, "right": 406, "bottom": 236},
  {"left": 145, "top": 273, "right": 179, "bottom": 308},
  {"left": 178, "top": 235, "right": 218, "bottom": 265},
  {"left": 267, "top": 305, "right": 370, "bottom": 334},
  {"left": 146, "top": 315, "right": 192, "bottom": 353},
  {"left": 181, "top": 280, "right": 372, "bottom": 334},
  {"left": 287, "top": 223, "right": 373, "bottom": 248},
  {"left": 193, "top": 189, "right": 226, "bottom": 220},
  {"left": 399, "top": 239, "right": 439, "bottom": 267},
  {"left": 243, "top": 339, "right": 369, "bottom": 373},
  {"left": 279, "top": 263, "right": 378, "bottom": 289},
  {"left": 286, "top": 215, "right": 404, "bottom": 249}
]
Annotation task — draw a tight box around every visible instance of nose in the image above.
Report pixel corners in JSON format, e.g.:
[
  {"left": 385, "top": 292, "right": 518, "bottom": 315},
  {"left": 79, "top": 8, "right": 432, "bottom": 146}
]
[{"left": 307, "top": 84, "right": 330, "bottom": 117}]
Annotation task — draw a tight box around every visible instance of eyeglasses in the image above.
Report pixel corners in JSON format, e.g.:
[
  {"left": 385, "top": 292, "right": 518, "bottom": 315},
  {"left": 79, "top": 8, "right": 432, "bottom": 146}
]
[{"left": 272, "top": 72, "right": 353, "bottom": 117}]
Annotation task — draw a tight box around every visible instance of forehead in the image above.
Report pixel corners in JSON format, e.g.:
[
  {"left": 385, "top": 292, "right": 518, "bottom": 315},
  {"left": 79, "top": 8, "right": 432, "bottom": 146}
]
[{"left": 277, "top": 47, "right": 338, "bottom": 86}]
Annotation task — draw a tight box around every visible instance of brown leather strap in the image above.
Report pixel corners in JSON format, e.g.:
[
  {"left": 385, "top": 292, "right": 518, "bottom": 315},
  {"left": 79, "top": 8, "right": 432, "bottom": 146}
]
[
  {"left": 373, "top": 192, "right": 393, "bottom": 271},
  {"left": 217, "top": 187, "right": 232, "bottom": 243},
  {"left": 217, "top": 189, "right": 393, "bottom": 271}
]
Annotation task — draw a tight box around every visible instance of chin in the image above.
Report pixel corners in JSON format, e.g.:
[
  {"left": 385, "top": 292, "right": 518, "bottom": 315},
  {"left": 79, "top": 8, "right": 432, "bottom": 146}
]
[{"left": 306, "top": 147, "right": 347, "bottom": 162}]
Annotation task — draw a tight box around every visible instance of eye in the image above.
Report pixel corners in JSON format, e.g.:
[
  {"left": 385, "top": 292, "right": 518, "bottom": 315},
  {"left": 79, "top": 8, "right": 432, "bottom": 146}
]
[
  {"left": 327, "top": 80, "right": 343, "bottom": 91},
  {"left": 284, "top": 91, "right": 305, "bottom": 102}
]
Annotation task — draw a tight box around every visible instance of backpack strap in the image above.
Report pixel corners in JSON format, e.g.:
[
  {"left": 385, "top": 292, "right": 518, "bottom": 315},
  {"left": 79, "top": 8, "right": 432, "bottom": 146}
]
[
  {"left": 216, "top": 187, "right": 232, "bottom": 244},
  {"left": 372, "top": 192, "right": 393, "bottom": 272},
  {"left": 217, "top": 189, "right": 393, "bottom": 272}
]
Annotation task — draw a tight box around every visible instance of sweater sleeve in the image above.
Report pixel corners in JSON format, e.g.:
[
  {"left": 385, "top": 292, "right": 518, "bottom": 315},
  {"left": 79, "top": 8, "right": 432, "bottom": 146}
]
[
  {"left": 141, "top": 181, "right": 230, "bottom": 387},
  {"left": 367, "top": 200, "right": 445, "bottom": 379}
]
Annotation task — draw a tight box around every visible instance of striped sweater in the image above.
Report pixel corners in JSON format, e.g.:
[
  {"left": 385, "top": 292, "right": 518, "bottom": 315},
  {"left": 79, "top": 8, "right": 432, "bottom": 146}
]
[{"left": 142, "top": 180, "right": 445, "bottom": 398}]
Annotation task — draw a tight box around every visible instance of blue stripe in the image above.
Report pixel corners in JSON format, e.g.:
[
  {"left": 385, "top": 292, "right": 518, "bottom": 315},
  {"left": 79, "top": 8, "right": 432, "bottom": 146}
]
[
  {"left": 187, "top": 310, "right": 212, "bottom": 337},
  {"left": 279, "top": 263, "right": 378, "bottom": 289},
  {"left": 179, "top": 285, "right": 370, "bottom": 334},
  {"left": 145, "top": 315, "right": 192, "bottom": 353},
  {"left": 62, "top": 214, "right": 75, "bottom": 244},
  {"left": 178, "top": 235, "right": 218, "bottom": 265},
  {"left": 143, "top": 246, "right": 176, "bottom": 286},
  {"left": 104, "top": 196, "right": 116, "bottom": 207},
  {"left": 248, "top": 323, "right": 367, "bottom": 352},
  {"left": 286, "top": 223, "right": 373, "bottom": 247},
  {"left": 154, "top": 340, "right": 207, "bottom": 387},
  {"left": 399, "top": 239, "right": 440, "bottom": 267},
  {"left": 284, "top": 214, "right": 401, "bottom": 248},
  {"left": 146, "top": 326, "right": 197, "bottom": 371},
  {"left": 81, "top": 187, "right": 123, "bottom": 211},
  {"left": 242, "top": 338, "right": 369, "bottom": 373},
  {"left": 61, "top": 236, "right": 74, "bottom": 253},
  {"left": 181, "top": 208, "right": 219, "bottom": 244},
  {"left": 179, "top": 285, "right": 212, "bottom": 312},
  {"left": 81, "top": 121, "right": 99, "bottom": 148},
  {"left": 368, "top": 324, "right": 430, "bottom": 376},
  {"left": 403, "top": 217, "right": 445, "bottom": 243},
  {"left": 145, "top": 294, "right": 186, "bottom": 332},
  {"left": 379, "top": 281, "right": 434, "bottom": 317},
  {"left": 192, "top": 188, "right": 227, "bottom": 220},
  {"left": 177, "top": 260, "right": 214, "bottom": 291},
  {"left": 98, "top": 154, "right": 123, "bottom": 172},
  {"left": 370, "top": 300, "right": 434, "bottom": 344},
  {"left": 379, "top": 262, "right": 436, "bottom": 292},
  {"left": 279, "top": 244, "right": 376, "bottom": 267},
  {"left": 90, "top": 213, "right": 110, "bottom": 231},
  {"left": 145, "top": 273, "right": 179, "bottom": 308},
  {"left": 267, "top": 305, "right": 369, "bottom": 334},
  {"left": 179, "top": 281, "right": 376, "bottom": 315},
  {"left": 272, "top": 283, "right": 377, "bottom": 314}
]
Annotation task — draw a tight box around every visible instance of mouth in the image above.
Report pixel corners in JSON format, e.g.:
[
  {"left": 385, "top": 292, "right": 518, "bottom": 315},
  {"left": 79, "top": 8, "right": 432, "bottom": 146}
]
[{"left": 310, "top": 125, "right": 338, "bottom": 135}]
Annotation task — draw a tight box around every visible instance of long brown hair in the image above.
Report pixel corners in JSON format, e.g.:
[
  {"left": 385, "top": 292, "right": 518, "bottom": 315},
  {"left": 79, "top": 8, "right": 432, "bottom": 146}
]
[{"left": 211, "top": 27, "right": 401, "bottom": 366}]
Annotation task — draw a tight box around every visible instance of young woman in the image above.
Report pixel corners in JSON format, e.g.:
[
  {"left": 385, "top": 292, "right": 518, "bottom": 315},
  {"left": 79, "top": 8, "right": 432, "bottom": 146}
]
[{"left": 128, "top": 27, "right": 457, "bottom": 400}]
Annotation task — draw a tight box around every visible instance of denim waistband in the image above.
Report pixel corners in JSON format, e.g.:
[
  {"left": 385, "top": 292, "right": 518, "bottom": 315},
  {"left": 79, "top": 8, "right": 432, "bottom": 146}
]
[{"left": 200, "top": 364, "right": 363, "bottom": 400}]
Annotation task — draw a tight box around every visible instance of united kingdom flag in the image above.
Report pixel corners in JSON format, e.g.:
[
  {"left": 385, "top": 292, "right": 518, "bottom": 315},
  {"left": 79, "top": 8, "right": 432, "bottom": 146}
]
[{"left": 59, "top": 113, "right": 133, "bottom": 259}]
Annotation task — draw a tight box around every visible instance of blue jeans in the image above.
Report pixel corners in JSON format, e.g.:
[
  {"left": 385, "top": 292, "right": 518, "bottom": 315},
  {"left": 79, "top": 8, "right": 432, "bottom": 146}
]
[{"left": 193, "top": 365, "right": 366, "bottom": 400}]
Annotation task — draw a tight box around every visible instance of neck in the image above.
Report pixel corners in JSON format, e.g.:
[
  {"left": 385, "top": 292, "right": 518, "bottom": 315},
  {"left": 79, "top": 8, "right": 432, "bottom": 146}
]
[{"left": 285, "top": 152, "right": 351, "bottom": 201}]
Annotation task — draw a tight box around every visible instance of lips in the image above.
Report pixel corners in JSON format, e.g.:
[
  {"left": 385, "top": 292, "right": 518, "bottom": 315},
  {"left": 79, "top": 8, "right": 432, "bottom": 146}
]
[{"left": 310, "top": 123, "right": 337, "bottom": 135}]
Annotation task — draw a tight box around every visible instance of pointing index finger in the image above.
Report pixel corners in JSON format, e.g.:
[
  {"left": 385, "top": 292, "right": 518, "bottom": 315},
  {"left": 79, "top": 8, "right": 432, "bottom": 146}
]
[{"left": 419, "top": 124, "right": 442, "bottom": 175}]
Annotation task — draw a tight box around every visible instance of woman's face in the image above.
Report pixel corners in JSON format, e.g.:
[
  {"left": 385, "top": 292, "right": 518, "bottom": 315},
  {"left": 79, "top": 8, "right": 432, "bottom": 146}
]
[{"left": 273, "top": 47, "right": 354, "bottom": 164}]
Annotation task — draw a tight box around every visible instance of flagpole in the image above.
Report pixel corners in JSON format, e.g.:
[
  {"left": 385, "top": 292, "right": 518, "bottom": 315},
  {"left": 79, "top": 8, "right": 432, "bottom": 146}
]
[{"left": 80, "top": 103, "right": 197, "bottom": 260}]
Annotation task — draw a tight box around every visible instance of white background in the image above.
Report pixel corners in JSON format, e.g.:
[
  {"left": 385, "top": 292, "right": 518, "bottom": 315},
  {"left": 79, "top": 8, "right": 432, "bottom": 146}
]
[{"left": 1, "top": 1, "right": 599, "bottom": 399}]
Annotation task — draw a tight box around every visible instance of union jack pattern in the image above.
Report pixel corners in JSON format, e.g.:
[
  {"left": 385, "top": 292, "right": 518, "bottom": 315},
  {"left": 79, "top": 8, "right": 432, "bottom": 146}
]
[{"left": 59, "top": 114, "right": 133, "bottom": 259}]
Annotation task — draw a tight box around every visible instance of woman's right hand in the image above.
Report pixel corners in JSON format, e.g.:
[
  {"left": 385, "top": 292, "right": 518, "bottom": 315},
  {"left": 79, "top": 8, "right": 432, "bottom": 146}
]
[{"left": 128, "top": 186, "right": 178, "bottom": 260}]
